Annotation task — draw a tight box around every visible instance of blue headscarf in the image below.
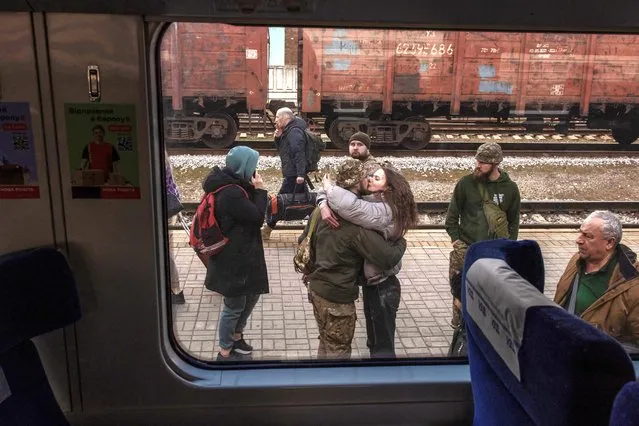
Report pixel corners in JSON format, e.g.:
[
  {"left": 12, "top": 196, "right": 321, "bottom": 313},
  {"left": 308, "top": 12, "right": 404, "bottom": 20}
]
[{"left": 225, "top": 146, "right": 259, "bottom": 182}]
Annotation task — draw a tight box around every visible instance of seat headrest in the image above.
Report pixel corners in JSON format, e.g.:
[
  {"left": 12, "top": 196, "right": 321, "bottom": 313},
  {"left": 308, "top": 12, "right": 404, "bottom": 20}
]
[
  {"left": 463, "top": 239, "right": 635, "bottom": 426},
  {"left": 464, "top": 238, "right": 545, "bottom": 292},
  {"left": 0, "top": 247, "right": 81, "bottom": 353},
  {"left": 610, "top": 381, "right": 639, "bottom": 426},
  {"left": 464, "top": 255, "right": 556, "bottom": 380}
]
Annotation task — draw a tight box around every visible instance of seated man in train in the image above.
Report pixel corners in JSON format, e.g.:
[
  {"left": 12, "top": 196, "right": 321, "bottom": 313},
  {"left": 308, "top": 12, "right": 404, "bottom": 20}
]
[
  {"left": 307, "top": 159, "right": 407, "bottom": 359},
  {"left": 554, "top": 210, "right": 639, "bottom": 351}
]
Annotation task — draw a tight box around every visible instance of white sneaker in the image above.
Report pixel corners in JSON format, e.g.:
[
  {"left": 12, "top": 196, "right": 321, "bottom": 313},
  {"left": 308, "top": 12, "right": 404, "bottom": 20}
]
[{"left": 261, "top": 225, "right": 273, "bottom": 240}]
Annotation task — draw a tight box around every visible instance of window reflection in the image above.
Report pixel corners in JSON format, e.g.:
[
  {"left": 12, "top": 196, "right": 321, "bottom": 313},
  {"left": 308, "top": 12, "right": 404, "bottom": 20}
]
[{"left": 160, "top": 24, "right": 639, "bottom": 363}]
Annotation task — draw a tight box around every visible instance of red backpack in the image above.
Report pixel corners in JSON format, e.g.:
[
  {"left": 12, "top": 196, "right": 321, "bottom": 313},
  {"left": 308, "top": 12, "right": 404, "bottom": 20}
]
[{"left": 189, "top": 184, "right": 248, "bottom": 263}]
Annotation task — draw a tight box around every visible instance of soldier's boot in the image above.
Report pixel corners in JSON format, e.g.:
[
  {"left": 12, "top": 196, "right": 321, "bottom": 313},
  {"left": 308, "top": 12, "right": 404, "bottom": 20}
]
[
  {"left": 451, "top": 301, "right": 461, "bottom": 329},
  {"left": 261, "top": 224, "right": 273, "bottom": 240}
]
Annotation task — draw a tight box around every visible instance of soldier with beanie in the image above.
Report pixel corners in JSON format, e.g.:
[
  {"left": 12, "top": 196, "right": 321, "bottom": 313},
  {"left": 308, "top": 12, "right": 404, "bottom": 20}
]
[
  {"left": 444, "top": 142, "right": 521, "bottom": 331},
  {"left": 307, "top": 159, "right": 407, "bottom": 359},
  {"left": 348, "top": 131, "right": 376, "bottom": 165},
  {"left": 202, "top": 146, "right": 269, "bottom": 361},
  {"left": 317, "top": 131, "right": 378, "bottom": 229}
]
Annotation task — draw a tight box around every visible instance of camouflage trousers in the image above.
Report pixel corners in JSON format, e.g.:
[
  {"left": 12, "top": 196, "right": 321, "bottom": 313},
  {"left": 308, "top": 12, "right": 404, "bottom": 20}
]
[
  {"left": 448, "top": 242, "right": 468, "bottom": 328},
  {"left": 310, "top": 291, "right": 357, "bottom": 359}
]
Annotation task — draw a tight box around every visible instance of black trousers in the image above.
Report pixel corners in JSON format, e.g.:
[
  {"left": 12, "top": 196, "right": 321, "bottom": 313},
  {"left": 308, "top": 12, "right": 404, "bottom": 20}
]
[
  {"left": 362, "top": 275, "right": 401, "bottom": 358},
  {"left": 266, "top": 176, "right": 307, "bottom": 229}
]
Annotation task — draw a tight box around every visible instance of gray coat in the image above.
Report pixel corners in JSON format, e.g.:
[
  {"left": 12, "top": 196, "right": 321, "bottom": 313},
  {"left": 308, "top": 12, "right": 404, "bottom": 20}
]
[{"left": 325, "top": 185, "right": 402, "bottom": 285}]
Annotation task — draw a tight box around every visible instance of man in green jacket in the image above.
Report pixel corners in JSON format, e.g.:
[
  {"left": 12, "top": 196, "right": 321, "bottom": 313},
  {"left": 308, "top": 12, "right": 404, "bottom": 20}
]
[
  {"left": 308, "top": 159, "right": 407, "bottom": 359},
  {"left": 554, "top": 211, "right": 639, "bottom": 351},
  {"left": 445, "top": 142, "right": 521, "bottom": 328}
]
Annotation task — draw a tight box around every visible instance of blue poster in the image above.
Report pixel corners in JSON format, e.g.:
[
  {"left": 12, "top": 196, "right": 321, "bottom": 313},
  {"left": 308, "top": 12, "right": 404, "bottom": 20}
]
[{"left": 0, "top": 102, "right": 39, "bottom": 198}]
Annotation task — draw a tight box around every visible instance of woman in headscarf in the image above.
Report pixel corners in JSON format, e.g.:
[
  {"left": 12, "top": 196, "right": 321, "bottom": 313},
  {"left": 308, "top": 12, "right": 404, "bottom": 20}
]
[{"left": 202, "top": 146, "right": 269, "bottom": 361}]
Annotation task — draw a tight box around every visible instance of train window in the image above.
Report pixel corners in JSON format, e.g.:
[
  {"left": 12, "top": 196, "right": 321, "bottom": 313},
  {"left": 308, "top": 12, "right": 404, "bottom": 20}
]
[{"left": 159, "top": 23, "right": 639, "bottom": 365}]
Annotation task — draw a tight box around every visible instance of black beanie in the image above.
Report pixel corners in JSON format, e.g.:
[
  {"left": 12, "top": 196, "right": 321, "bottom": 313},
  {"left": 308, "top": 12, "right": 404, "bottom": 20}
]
[{"left": 348, "top": 132, "right": 371, "bottom": 149}]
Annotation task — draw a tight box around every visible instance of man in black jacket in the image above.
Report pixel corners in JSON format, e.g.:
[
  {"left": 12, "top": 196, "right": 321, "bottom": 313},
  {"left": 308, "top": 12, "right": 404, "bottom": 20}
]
[
  {"left": 202, "top": 146, "right": 269, "bottom": 361},
  {"left": 261, "top": 107, "right": 309, "bottom": 240}
]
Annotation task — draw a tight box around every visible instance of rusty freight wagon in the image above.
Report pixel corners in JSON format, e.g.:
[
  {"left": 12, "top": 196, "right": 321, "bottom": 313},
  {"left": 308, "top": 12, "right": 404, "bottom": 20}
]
[
  {"left": 160, "top": 23, "right": 269, "bottom": 147},
  {"left": 300, "top": 29, "right": 639, "bottom": 148}
]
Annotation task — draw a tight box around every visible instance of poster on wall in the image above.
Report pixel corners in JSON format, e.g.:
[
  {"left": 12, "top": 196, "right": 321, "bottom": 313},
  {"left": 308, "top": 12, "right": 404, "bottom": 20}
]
[
  {"left": 0, "top": 102, "right": 39, "bottom": 199},
  {"left": 65, "top": 103, "right": 140, "bottom": 199}
]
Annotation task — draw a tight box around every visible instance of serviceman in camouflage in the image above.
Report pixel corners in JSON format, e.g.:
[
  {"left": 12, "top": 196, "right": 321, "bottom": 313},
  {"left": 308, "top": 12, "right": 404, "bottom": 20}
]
[
  {"left": 307, "top": 159, "right": 407, "bottom": 359},
  {"left": 318, "top": 131, "right": 378, "bottom": 229},
  {"left": 445, "top": 142, "right": 521, "bottom": 328},
  {"left": 347, "top": 131, "right": 376, "bottom": 165}
]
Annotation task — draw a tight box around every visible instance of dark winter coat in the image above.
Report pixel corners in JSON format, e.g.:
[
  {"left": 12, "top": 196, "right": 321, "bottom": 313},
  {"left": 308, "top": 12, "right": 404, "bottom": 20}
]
[
  {"left": 202, "top": 166, "right": 269, "bottom": 297},
  {"left": 275, "top": 117, "right": 308, "bottom": 178}
]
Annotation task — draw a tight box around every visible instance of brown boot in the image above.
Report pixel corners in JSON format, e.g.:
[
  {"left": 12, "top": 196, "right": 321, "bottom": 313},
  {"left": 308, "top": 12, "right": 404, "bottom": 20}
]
[
  {"left": 261, "top": 224, "right": 273, "bottom": 240},
  {"left": 451, "top": 301, "right": 461, "bottom": 329}
]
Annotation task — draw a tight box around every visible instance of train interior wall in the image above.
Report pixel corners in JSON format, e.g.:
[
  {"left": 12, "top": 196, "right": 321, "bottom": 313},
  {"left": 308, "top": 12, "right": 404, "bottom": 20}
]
[{"left": 0, "top": 12, "right": 475, "bottom": 425}]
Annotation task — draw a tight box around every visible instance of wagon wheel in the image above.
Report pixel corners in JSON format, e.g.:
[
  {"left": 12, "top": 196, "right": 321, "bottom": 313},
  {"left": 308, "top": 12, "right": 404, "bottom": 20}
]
[
  {"left": 324, "top": 115, "right": 337, "bottom": 135},
  {"left": 200, "top": 112, "right": 238, "bottom": 148},
  {"left": 611, "top": 120, "right": 638, "bottom": 145},
  {"left": 328, "top": 120, "right": 352, "bottom": 150},
  {"left": 400, "top": 117, "right": 431, "bottom": 150}
]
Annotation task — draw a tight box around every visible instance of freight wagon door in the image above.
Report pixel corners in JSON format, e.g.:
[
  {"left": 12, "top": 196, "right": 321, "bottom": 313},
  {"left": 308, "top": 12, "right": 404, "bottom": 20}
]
[
  {"left": 245, "top": 27, "right": 268, "bottom": 111},
  {"left": 458, "top": 32, "right": 522, "bottom": 114},
  {"left": 590, "top": 34, "right": 639, "bottom": 106},
  {"left": 303, "top": 29, "right": 386, "bottom": 113},
  {"left": 521, "top": 33, "right": 588, "bottom": 116},
  {"left": 392, "top": 30, "right": 457, "bottom": 108}
]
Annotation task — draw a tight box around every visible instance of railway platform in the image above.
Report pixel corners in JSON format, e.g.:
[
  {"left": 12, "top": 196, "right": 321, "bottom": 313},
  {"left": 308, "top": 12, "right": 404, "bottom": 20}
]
[{"left": 170, "top": 228, "right": 639, "bottom": 362}]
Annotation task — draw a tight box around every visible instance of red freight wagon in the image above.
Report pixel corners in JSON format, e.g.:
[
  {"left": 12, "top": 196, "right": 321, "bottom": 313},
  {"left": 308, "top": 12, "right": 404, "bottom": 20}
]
[
  {"left": 160, "top": 23, "right": 268, "bottom": 147},
  {"left": 301, "top": 29, "right": 639, "bottom": 147}
]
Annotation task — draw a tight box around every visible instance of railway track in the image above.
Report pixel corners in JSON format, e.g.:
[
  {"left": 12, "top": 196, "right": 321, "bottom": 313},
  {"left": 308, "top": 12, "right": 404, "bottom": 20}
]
[
  {"left": 236, "top": 113, "right": 612, "bottom": 136},
  {"left": 169, "top": 201, "right": 639, "bottom": 230},
  {"left": 169, "top": 112, "right": 625, "bottom": 150},
  {"left": 167, "top": 142, "right": 639, "bottom": 157},
  {"left": 233, "top": 126, "right": 614, "bottom": 142}
]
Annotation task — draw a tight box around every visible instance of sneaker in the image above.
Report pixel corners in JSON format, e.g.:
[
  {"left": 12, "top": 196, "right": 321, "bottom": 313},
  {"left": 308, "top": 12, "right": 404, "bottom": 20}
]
[
  {"left": 216, "top": 351, "right": 245, "bottom": 362},
  {"left": 171, "top": 291, "right": 185, "bottom": 305},
  {"left": 261, "top": 224, "right": 273, "bottom": 240},
  {"left": 232, "top": 336, "right": 253, "bottom": 355}
]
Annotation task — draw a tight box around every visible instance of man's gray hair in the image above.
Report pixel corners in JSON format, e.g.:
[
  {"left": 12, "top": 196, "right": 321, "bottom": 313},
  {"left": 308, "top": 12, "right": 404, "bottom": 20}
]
[
  {"left": 276, "top": 107, "right": 294, "bottom": 119},
  {"left": 586, "top": 210, "right": 623, "bottom": 244}
]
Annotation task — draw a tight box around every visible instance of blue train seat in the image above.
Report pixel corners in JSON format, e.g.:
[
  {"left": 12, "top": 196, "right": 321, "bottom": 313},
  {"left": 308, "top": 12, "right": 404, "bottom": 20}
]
[
  {"left": 610, "top": 381, "right": 639, "bottom": 426},
  {"left": 462, "top": 239, "right": 636, "bottom": 426},
  {"left": 0, "top": 247, "right": 81, "bottom": 425}
]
